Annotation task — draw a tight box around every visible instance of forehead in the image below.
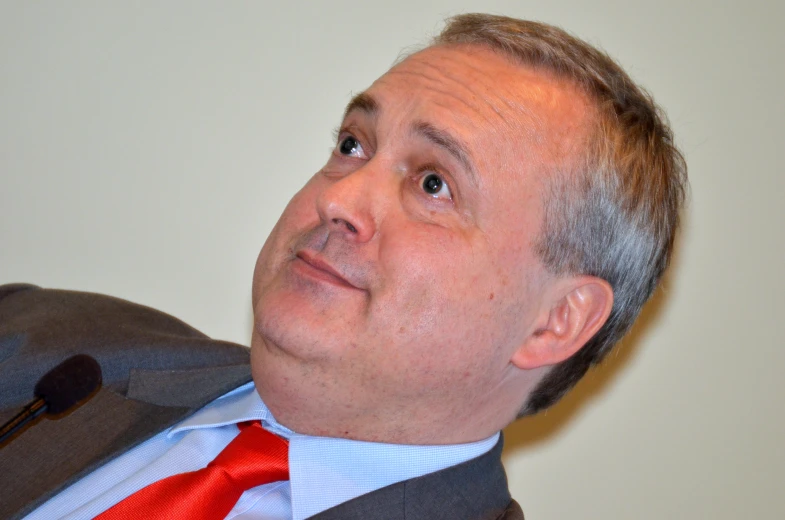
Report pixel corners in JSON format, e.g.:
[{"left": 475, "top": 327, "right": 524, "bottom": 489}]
[{"left": 360, "top": 44, "right": 592, "bottom": 182}]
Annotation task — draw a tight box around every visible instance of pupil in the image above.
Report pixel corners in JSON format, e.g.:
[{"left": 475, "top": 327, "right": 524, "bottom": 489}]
[
  {"left": 340, "top": 137, "right": 357, "bottom": 155},
  {"left": 423, "top": 174, "right": 442, "bottom": 194}
]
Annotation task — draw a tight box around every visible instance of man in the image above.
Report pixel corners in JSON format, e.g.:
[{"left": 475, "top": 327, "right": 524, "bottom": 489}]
[{"left": 0, "top": 13, "right": 686, "bottom": 520}]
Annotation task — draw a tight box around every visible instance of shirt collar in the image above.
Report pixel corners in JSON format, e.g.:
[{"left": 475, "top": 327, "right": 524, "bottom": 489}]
[
  {"left": 287, "top": 429, "right": 499, "bottom": 519},
  {"left": 168, "top": 381, "right": 294, "bottom": 438},
  {"left": 167, "top": 382, "right": 500, "bottom": 520}
]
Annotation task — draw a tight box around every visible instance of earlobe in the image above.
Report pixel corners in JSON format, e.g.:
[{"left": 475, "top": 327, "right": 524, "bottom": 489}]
[{"left": 510, "top": 276, "right": 613, "bottom": 370}]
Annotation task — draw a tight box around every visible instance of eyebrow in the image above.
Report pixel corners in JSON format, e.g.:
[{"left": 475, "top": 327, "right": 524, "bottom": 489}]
[
  {"left": 412, "top": 121, "right": 479, "bottom": 188},
  {"left": 343, "top": 92, "right": 379, "bottom": 120}
]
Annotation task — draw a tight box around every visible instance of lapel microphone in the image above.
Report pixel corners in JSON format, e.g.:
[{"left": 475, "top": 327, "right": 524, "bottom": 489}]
[{"left": 0, "top": 354, "right": 102, "bottom": 447}]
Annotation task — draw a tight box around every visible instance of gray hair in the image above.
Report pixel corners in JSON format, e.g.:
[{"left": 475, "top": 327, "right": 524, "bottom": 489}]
[{"left": 434, "top": 14, "right": 688, "bottom": 415}]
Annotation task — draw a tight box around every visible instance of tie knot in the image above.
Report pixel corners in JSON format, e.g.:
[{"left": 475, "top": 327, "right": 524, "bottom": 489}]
[{"left": 209, "top": 421, "right": 290, "bottom": 488}]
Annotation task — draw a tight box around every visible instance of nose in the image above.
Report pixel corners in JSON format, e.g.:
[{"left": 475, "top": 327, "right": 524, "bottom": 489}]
[{"left": 316, "top": 167, "right": 379, "bottom": 243}]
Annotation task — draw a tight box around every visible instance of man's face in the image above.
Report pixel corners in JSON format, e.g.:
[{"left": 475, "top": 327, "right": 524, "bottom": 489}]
[{"left": 251, "top": 44, "right": 590, "bottom": 443}]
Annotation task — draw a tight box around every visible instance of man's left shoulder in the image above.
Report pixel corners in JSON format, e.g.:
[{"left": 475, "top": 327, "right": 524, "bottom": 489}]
[
  {"left": 314, "top": 434, "right": 522, "bottom": 519},
  {"left": 498, "top": 499, "right": 525, "bottom": 520}
]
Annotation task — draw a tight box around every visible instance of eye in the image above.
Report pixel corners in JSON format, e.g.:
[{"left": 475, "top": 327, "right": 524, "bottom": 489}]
[
  {"left": 336, "top": 135, "right": 366, "bottom": 158},
  {"left": 420, "top": 172, "right": 452, "bottom": 200}
]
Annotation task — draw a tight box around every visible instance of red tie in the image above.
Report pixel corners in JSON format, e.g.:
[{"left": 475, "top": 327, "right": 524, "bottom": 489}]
[{"left": 95, "top": 421, "right": 289, "bottom": 520}]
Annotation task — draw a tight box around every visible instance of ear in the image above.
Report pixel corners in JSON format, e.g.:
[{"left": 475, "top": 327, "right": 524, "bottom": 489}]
[{"left": 510, "top": 276, "right": 613, "bottom": 370}]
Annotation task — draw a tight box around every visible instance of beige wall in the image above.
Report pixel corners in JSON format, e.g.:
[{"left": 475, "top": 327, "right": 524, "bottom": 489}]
[{"left": 2, "top": 1, "right": 783, "bottom": 517}]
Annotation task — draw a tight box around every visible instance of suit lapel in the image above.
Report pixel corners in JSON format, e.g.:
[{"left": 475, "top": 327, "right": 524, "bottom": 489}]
[
  {"left": 125, "top": 364, "right": 253, "bottom": 407},
  {"left": 311, "top": 435, "right": 515, "bottom": 520},
  {"left": 0, "top": 365, "right": 251, "bottom": 520}
]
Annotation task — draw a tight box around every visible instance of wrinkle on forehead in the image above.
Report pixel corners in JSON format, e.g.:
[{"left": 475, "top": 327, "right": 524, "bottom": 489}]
[
  {"left": 380, "top": 47, "right": 586, "bottom": 155},
  {"left": 383, "top": 58, "right": 538, "bottom": 136},
  {"left": 369, "top": 44, "right": 593, "bottom": 183}
]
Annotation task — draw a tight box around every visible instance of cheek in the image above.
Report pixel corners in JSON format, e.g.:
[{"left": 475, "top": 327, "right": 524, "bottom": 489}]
[
  {"left": 372, "top": 225, "right": 490, "bottom": 337},
  {"left": 253, "top": 179, "right": 322, "bottom": 297},
  {"left": 274, "top": 180, "right": 323, "bottom": 243},
  {"left": 370, "top": 220, "right": 537, "bottom": 376}
]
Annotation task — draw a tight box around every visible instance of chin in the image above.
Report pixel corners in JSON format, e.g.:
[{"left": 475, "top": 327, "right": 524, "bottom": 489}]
[
  {"left": 254, "top": 290, "right": 351, "bottom": 363},
  {"left": 254, "top": 268, "right": 368, "bottom": 355}
]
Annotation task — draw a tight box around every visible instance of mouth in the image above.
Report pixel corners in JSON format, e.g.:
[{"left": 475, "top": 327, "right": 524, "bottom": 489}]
[{"left": 292, "top": 251, "right": 361, "bottom": 290}]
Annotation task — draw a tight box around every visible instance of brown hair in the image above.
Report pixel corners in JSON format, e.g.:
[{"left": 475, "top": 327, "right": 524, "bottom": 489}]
[{"left": 435, "top": 14, "right": 688, "bottom": 415}]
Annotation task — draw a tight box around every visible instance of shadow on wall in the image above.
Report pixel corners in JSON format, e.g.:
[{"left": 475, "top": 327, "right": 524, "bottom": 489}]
[
  {"left": 501, "top": 256, "right": 678, "bottom": 454},
  {"left": 503, "top": 177, "right": 692, "bottom": 452}
]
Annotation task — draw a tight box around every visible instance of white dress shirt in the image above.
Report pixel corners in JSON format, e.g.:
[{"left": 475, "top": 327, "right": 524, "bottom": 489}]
[{"left": 25, "top": 382, "right": 499, "bottom": 519}]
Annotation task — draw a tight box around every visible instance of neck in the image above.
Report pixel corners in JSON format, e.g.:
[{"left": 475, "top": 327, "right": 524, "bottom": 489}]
[
  {"left": 250, "top": 334, "right": 536, "bottom": 445},
  {"left": 254, "top": 366, "right": 511, "bottom": 445}
]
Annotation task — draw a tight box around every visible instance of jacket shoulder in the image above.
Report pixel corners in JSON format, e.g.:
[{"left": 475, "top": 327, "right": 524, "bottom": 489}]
[
  {"left": 0, "top": 283, "right": 39, "bottom": 302},
  {"left": 0, "top": 284, "right": 249, "bottom": 410},
  {"left": 498, "top": 499, "right": 524, "bottom": 519}
]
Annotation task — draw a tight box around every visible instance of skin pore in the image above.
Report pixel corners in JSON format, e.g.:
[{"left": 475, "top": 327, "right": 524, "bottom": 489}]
[{"left": 250, "top": 44, "right": 612, "bottom": 445}]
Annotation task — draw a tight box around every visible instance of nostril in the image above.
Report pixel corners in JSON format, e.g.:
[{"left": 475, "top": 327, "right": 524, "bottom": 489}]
[{"left": 331, "top": 218, "right": 358, "bottom": 234}]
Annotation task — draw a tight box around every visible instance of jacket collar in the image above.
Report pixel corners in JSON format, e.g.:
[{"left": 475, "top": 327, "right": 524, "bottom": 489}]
[{"left": 1, "top": 364, "right": 251, "bottom": 520}]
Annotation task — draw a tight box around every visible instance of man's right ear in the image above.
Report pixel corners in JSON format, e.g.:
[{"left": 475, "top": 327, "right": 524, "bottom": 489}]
[{"left": 510, "top": 275, "right": 613, "bottom": 370}]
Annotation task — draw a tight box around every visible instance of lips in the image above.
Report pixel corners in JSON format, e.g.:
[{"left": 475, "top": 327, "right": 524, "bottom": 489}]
[{"left": 294, "top": 251, "right": 361, "bottom": 290}]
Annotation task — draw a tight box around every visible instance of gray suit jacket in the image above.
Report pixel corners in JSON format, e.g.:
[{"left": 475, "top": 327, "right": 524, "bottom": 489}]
[{"left": 0, "top": 284, "right": 523, "bottom": 520}]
